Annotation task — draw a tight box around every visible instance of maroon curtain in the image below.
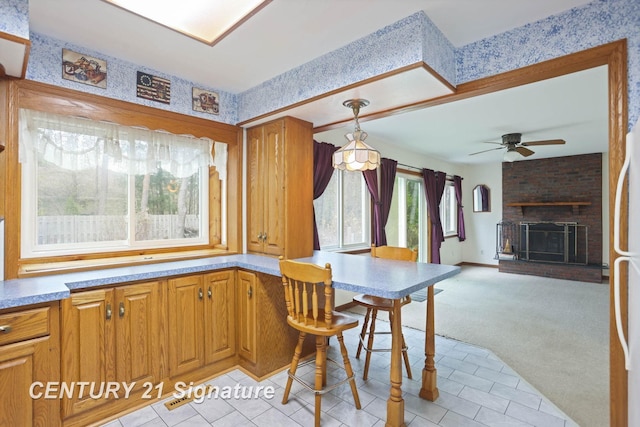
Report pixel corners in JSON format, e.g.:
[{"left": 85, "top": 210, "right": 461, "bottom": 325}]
[
  {"left": 422, "top": 168, "right": 446, "bottom": 263},
  {"left": 454, "top": 175, "right": 466, "bottom": 241},
  {"left": 362, "top": 169, "right": 381, "bottom": 246},
  {"left": 363, "top": 158, "right": 397, "bottom": 246},
  {"left": 379, "top": 158, "right": 397, "bottom": 246},
  {"left": 313, "top": 141, "right": 338, "bottom": 250}
]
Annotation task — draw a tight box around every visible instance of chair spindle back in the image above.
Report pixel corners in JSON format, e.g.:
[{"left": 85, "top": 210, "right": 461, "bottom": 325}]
[
  {"left": 371, "top": 244, "right": 418, "bottom": 262},
  {"left": 279, "top": 258, "right": 334, "bottom": 329}
]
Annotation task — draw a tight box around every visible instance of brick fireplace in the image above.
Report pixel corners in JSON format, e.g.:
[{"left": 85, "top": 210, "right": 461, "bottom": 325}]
[{"left": 499, "top": 153, "right": 603, "bottom": 283}]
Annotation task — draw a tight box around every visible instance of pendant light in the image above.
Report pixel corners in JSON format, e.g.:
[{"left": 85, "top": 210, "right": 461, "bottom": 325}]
[{"left": 332, "top": 99, "right": 381, "bottom": 171}]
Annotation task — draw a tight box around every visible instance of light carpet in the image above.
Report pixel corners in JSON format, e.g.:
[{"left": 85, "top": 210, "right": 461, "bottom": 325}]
[{"left": 348, "top": 265, "right": 609, "bottom": 427}]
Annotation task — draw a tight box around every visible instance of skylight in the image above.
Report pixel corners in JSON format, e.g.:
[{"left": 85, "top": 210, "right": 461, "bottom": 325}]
[{"left": 104, "top": 0, "right": 271, "bottom": 46}]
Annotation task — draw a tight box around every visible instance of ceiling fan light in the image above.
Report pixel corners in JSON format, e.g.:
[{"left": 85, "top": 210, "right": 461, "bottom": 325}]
[{"left": 503, "top": 149, "right": 522, "bottom": 162}]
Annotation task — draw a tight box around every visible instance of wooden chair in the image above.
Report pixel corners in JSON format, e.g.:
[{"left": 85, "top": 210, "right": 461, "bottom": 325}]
[
  {"left": 353, "top": 244, "right": 418, "bottom": 381},
  {"left": 279, "top": 257, "right": 361, "bottom": 427}
]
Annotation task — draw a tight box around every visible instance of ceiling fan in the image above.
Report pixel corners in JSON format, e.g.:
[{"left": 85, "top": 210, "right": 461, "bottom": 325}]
[{"left": 469, "top": 133, "right": 565, "bottom": 160}]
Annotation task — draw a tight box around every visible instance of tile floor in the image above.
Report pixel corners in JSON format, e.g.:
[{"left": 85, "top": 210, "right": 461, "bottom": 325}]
[{"left": 100, "top": 314, "right": 578, "bottom": 427}]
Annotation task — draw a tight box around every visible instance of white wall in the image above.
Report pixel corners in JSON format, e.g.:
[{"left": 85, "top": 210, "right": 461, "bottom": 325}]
[{"left": 459, "top": 163, "right": 503, "bottom": 266}]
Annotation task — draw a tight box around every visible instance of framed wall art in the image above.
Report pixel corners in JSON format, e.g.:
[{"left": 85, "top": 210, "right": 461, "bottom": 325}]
[
  {"left": 62, "top": 49, "right": 107, "bottom": 88},
  {"left": 192, "top": 87, "right": 219, "bottom": 114},
  {"left": 136, "top": 71, "right": 171, "bottom": 104}
]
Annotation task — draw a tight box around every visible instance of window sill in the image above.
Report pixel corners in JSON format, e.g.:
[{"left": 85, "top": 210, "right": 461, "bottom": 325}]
[{"left": 18, "top": 248, "right": 233, "bottom": 278}]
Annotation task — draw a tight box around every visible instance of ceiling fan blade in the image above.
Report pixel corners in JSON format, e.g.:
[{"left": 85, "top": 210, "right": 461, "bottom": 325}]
[
  {"left": 515, "top": 146, "right": 535, "bottom": 157},
  {"left": 469, "top": 146, "right": 504, "bottom": 156},
  {"left": 520, "top": 139, "right": 565, "bottom": 146}
]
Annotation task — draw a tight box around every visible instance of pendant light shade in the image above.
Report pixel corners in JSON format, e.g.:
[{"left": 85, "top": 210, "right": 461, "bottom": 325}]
[{"left": 332, "top": 99, "right": 380, "bottom": 171}]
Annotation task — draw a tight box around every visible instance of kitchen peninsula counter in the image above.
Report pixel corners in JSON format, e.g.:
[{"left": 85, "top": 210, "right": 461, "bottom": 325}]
[
  {"left": 0, "top": 251, "right": 459, "bottom": 427},
  {"left": 0, "top": 252, "right": 460, "bottom": 309}
]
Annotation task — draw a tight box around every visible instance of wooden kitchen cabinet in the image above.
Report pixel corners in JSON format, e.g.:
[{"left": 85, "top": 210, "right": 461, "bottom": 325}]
[
  {"left": 237, "top": 270, "right": 257, "bottom": 364},
  {"left": 168, "top": 270, "right": 236, "bottom": 377},
  {"left": 246, "top": 116, "right": 314, "bottom": 259},
  {"left": 168, "top": 275, "right": 205, "bottom": 376},
  {"left": 61, "top": 282, "right": 161, "bottom": 419},
  {"left": 115, "top": 282, "right": 162, "bottom": 389},
  {"left": 0, "top": 302, "right": 60, "bottom": 427},
  {"left": 205, "top": 271, "right": 236, "bottom": 364},
  {"left": 236, "top": 270, "right": 315, "bottom": 378},
  {"left": 61, "top": 289, "right": 114, "bottom": 417},
  {"left": 50, "top": 265, "right": 311, "bottom": 425}
]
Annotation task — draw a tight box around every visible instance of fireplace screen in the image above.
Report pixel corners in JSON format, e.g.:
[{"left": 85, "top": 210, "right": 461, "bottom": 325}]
[{"left": 519, "top": 222, "right": 588, "bottom": 264}]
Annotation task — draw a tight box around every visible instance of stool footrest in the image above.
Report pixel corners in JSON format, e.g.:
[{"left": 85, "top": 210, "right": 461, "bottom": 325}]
[
  {"left": 288, "top": 358, "right": 356, "bottom": 395},
  {"left": 357, "top": 334, "right": 408, "bottom": 354}
]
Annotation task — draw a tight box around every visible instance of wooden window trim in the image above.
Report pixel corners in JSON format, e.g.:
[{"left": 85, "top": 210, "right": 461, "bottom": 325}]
[{"left": 1, "top": 80, "right": 243, "bottom": 278}]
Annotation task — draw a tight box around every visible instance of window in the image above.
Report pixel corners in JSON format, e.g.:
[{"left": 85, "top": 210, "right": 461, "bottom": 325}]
[
  {"left": 385, "top": 174, "right": 426, "bottom": 261},
  {"left": 19, "top": 109, "right": 227, "bottom": 258},
  {"left": 313, "top": 170, "right": 370, "bottom": 250},
  {"left": 440, "top": 181, "right": 458, "bottom": 237}
]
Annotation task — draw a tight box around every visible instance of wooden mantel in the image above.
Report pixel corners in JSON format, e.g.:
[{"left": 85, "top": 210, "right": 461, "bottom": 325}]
[{"left": 506, "top": 201, "right": 591, "bottom": 215}]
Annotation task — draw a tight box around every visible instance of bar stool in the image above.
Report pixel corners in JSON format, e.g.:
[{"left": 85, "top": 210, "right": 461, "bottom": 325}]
[
  {"left": 279, "top": 257, "right": 361, "bottom": 427},
  {"left": 354, "top": 245, "right": 418, "bottom": 381}
]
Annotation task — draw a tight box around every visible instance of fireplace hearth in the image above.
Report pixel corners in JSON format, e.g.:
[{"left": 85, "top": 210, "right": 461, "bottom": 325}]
[
  {"left": 496, "top": 221, "right": 588, "bottom": 265},
  {"left": 519, "top": 222, "right": 587, "bottom": 264}
]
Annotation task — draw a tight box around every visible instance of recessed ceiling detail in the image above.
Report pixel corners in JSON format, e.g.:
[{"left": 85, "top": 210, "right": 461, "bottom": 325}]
[
  {"left": 238, "top": 64, "right": 455, "bottom": 129},
  {"left": 103, "top": 0, "right": 271, "bottom": 46},
  {"left": 0, "top": 32, "right": 30, "bottom": 78}
]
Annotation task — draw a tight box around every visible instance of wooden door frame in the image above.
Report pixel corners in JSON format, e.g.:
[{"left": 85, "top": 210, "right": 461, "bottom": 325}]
[
  {"left": 449, "top": 40, "right": 628, "bottom": 426},
  {"left": 317, "top": 39, "right": 629, "bottom": 425},
  {"left": 452, "top": 40, "right": 629, "bottom": 425}
]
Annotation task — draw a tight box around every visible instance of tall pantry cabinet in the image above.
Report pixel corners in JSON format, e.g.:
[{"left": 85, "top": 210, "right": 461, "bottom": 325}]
[{"left": 246, "top": 116, "right": 314, "bottom": 259}]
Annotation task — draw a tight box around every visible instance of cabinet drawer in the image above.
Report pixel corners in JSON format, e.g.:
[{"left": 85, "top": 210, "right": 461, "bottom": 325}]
[{"left": 0, "top": 307, "right": 50, "bottom": 346}]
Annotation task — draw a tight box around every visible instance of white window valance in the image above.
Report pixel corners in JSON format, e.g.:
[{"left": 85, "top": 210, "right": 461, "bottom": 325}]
[{"left": 19, "top": 109, "right": 223, "bottom": 179}]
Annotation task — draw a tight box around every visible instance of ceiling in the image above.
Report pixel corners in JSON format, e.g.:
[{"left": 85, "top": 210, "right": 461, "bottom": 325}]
[
  {"left": 317, "top": 65, "right": 609, "bottom": 165},
  {"left": 28, "top": 0, "right": 607, "bottom": 165}
]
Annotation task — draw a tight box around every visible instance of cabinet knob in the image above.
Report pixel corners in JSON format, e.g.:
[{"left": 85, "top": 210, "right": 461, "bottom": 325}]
[
  {"left": 119, "top": 302, "right": 125, "bottom": 318},
  {"left": 248, "top": 286, "right": 253, "bottom": 299},
  {"left": 262, "top": 232, "right": 267, "bottom": 241},
  {"left": 0, "top": 325, "right": 12, "bottom": 334},
  {"left": 208, "top": 286, "right": 212, "bottom": 299},
  {"left": 106, "top": 304, "right": 112, "bottom": 320},
  {"left": 199, "top": 288, "right": 204, "bottom": 300}
]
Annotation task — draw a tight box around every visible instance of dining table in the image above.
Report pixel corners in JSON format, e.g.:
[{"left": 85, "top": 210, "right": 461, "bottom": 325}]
[{"left": 293, "top": 251, "right": 461, "bottom": 427}]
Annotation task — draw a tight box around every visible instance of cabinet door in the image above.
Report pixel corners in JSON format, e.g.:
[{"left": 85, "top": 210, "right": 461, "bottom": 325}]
[
  {"left": 204, "top": 271, "right": 236, "bottom": 364},
  {"left": 168, "top": 275, "right": 205, "bottom": 376},
  {"left": 115, "top": 281, "right": 161, "bottom": 392},
  {"left": 61, "top": 289, "right": 116, "bottom": 417},
  {"left": 237, "top": 271, "right": 257, "bottom": 364},
  {"left": 246, "top": 126, "right": 265, "bottom": 253},
  {"left": 0, "top": 304, "right": 58, "bottom": 427},
  {"left": 262, "top": 120, "right": 285, "bottom": 256},
  {"left": 0, "top": 340, "right": 38, "bottom": 426}
]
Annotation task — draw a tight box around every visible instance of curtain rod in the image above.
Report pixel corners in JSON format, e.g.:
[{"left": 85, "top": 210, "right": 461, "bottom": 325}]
[{"left": 396, "top": 163, "right": 458, "bottom": 180}]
